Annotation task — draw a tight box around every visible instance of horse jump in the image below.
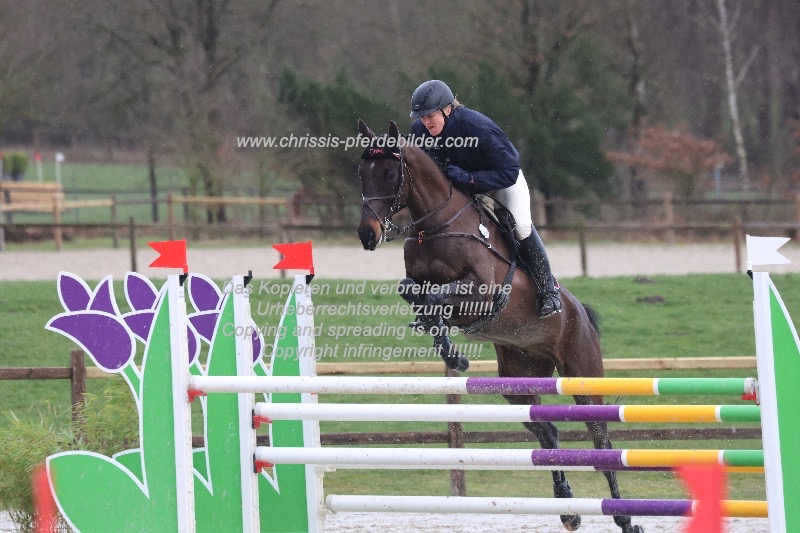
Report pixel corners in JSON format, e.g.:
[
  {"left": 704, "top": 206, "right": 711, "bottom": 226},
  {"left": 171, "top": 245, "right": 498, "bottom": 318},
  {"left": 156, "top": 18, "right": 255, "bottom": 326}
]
[{"left": 44, "top": 263, "right": 798, "bottom": 532}]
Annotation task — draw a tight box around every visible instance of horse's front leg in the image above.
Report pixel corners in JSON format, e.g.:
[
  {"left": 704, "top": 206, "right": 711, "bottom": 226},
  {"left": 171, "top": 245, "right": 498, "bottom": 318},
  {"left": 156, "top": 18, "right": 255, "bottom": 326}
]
[
  {"left": 576, "top": 395, "right": 644, "bottom": 533},
  {"left": 398, "top": 278, "right": 469, "bottom": 372},
  {"left": 504, "top": 394, "right": 581, "bottom": 531}
]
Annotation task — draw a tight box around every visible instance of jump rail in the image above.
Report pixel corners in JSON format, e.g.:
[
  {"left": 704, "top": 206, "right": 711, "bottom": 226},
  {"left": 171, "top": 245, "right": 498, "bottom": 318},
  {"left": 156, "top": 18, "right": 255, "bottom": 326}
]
[
  {"left": 189, "top": 375, "right": 758, "bottom": 397},
  {"left": 324, "top": 495, "right": 768, "bottom": 518},
  {"left": 251, "top": 402, "right": 761, "bottom": 424},
  {"left": 254, "top": 447, "right": 763, "bottom": 471}
]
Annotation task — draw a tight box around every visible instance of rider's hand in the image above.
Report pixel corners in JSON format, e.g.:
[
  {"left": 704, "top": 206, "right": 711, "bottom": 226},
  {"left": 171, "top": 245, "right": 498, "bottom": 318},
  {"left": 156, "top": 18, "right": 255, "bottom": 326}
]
[{"left": 446, "top": 164, "right": 475, "bottom": 189}]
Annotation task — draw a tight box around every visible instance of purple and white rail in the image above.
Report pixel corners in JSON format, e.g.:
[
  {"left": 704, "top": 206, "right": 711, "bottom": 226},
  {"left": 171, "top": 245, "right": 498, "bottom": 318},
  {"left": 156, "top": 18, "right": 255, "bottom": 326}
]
[{"left": 324, "top": 495, "right": 767, "bottom": 518}]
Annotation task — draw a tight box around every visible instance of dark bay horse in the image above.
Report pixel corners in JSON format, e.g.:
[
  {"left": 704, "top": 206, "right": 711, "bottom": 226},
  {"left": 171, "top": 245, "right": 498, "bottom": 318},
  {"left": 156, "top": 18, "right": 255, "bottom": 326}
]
[{"left": 356, "top": 120, "right": 643, "bottom": 533}]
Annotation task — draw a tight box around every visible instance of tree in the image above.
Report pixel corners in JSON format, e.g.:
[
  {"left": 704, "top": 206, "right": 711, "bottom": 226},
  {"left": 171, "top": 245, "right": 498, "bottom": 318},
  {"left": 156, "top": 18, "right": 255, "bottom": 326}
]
[
  {"left": 276, "top": 67, "right": 394, "bottom": 221},
  {"left": 607, "top": 124, "right": 732, "bottom": 198},
  {"left": 713, "top": 0, "right": 755, "bottom": 190},
  {"left": 74, "top": 0, "right": 280, "bottom": 222}
]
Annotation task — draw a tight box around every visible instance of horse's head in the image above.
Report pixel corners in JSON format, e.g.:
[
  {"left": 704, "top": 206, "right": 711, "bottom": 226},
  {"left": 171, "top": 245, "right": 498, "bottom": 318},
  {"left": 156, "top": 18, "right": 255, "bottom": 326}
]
[{"left": 357, "top": 119, "right": 404, "bottom": 250}]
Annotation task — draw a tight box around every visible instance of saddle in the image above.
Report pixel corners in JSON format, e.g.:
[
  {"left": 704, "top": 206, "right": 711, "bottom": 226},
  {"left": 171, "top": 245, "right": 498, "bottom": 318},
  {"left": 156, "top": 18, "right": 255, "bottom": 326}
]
[{"left": 474, "top": 194, "right": 533, "bottom": 277}]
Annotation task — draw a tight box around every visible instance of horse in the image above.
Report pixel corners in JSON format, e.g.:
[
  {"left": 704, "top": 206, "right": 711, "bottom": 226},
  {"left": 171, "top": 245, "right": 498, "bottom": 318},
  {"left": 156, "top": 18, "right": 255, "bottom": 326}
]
[{"left": 356, "top": 120, "right": 643, "bottom": 533}]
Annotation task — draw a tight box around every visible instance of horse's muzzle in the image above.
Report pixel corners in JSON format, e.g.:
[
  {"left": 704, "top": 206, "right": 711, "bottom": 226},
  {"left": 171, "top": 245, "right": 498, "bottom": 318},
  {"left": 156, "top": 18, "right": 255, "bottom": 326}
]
[{"left": 358, "top": 219, "right": 382, "bottom": 251}]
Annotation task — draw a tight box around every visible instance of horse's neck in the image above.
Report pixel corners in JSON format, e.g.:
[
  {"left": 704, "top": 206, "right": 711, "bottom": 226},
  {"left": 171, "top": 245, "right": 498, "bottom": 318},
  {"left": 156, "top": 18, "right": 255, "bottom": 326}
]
[{"left": 405, "top": 152, "right": 469, "bottom": 228}]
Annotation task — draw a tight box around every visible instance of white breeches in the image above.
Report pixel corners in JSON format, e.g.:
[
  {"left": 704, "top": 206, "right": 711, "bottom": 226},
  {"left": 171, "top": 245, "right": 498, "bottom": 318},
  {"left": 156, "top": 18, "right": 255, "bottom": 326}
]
[{"left": 492, "top": 170, "right": 532, "bottom": 240}]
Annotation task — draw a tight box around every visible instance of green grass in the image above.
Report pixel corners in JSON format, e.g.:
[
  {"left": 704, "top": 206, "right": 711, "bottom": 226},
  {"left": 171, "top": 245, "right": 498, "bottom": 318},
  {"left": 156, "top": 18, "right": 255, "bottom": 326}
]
[{"left": 2, "top": 273, "right": 794, "bottom": 503}]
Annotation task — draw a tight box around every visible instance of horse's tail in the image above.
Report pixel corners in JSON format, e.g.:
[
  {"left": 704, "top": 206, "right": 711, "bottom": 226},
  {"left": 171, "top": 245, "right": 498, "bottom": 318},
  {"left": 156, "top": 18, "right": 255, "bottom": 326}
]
[{"left": 582, "top": 303, "right": 601, "bottom": 337}]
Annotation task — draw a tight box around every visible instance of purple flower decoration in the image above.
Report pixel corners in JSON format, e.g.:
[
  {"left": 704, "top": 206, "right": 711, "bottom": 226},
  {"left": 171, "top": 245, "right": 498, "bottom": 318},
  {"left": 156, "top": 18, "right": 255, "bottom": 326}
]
[
  {"left": 47, "top": 273, "right": 135, "bottom": 372},
  {"left": 123, "top": 272, "right": 200, "bottom": 364},
  {"left": 187, "top": 274, "right": 224, "bottom": 342},
  {"left": 57, "top": 273, "right": 92, "bottom": 312},
  {"left": 122, "top": 273, "right": 161, "bottom": 343},
  {"left": 125, "top": 273, "right": 160, "bottom": 311},
  {"left": 188, "top": 275, "right": 224, "bottom": 313},
  {"left": 187, "top": 274, "right": 264, "bottom": 363}
]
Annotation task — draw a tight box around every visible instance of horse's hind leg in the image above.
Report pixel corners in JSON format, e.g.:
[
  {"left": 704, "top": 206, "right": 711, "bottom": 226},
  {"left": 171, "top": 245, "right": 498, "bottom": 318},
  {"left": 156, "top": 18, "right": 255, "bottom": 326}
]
[
  {"left": 576, "top": 395, "right": 644, "bottom": 533},
  {"left": 497, "top": 346, "right": 581, "bottom": 531}
]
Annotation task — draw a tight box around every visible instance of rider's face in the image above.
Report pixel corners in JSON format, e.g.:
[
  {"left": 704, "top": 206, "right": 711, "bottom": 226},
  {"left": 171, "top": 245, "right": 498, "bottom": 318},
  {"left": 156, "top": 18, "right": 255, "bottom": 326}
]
[{"left": 420, "top": 106, "right": 451, "bottom": 136}]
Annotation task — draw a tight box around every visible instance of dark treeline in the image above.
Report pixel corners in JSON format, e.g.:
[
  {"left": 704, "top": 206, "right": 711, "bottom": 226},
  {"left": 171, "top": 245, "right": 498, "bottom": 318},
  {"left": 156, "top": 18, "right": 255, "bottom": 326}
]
[{"left": 1, "top": 1, "right": 799, "bottom": 215}]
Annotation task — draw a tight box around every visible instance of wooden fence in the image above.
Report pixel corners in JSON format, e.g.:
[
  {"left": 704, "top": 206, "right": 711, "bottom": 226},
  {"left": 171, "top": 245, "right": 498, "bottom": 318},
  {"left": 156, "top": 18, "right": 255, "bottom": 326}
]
[
  {"left": 5, "top": 191, "right": 800, "bottom": 256},
  {"left": 0, "top": 181, "right": 115, "bottom": 251}
]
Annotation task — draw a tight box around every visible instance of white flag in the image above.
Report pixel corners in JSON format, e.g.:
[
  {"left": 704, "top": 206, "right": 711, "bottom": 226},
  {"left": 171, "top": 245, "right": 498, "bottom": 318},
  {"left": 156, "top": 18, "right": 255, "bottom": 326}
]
[{"left": 746, "top": 235, "right": 791, "bottom": 268}]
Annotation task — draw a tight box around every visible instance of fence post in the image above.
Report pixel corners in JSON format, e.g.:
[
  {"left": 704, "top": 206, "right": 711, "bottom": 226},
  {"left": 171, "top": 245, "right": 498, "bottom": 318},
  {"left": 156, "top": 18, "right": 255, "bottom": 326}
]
[
  {"left": 579, "top": 222, "right": 588, "bottom": 277},
  {"left": 167, "top": 192, "right": 176, "bottom": 241},
  {"left": 129, "top": 217, "right": 137, "bottom": 272},
  {"left": 733, "top": 216, "right": 744, "bottom": 273},
  {"left": 110, "top": 195, "right": 119, "bottom": 249},
  {"left": 70, "top": 349, "right": 87, "bottom": 424},
  {"left": 794, "top": 192, "right": 800, "bottom": 240},
  {"left": 445, "top": 367, "right": 466, "bottom": 496},
  {"left": 53, "top": 193, "right": 63, "bottom": 251},
  {"left": 663, "top": 192, "right": 675, "bottom": 244},
  {"left": 532, "top": 190, "right": 547, "bottom": 239}
]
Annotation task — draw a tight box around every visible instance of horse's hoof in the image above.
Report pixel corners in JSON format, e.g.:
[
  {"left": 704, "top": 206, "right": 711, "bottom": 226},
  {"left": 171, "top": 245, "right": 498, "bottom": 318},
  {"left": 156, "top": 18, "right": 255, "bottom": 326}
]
[
  {"left": 554, "top": 479, "right": 573, "bottom": 499},
  {"left": 560, "top": 513, "right": 581, "bottom": 531},
  {"left": 444, "top": 356, "right": 469, "bottom": 373}
]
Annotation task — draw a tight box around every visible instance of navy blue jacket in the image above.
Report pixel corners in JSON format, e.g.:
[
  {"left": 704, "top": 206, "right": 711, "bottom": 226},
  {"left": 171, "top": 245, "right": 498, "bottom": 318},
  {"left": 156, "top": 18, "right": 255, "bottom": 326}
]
[{"left": 410, "top": 106, "right": 520, "bottom": 194}]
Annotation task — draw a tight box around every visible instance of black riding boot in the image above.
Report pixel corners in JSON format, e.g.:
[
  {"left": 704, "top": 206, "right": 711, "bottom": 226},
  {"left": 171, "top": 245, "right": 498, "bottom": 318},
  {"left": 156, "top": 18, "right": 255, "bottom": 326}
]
[{"left": 518, "top": 226, "right": 561, "bottom": 318}]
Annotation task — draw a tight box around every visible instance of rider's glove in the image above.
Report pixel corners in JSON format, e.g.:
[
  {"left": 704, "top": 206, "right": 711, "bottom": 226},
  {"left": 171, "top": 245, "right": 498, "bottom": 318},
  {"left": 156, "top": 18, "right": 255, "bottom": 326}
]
[{"left": 446, "top": 164, "right": 475, "bottom": 189}]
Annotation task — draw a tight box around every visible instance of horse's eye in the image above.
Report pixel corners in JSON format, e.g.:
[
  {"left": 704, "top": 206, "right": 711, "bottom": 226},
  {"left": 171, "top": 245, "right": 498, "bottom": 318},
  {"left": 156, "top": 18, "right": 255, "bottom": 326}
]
[{"left": 387, "top": 170, "right": 399, "bottom": 181}]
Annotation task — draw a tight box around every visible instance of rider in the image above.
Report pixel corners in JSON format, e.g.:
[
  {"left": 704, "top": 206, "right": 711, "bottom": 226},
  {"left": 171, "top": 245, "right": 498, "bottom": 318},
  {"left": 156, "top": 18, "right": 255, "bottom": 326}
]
[{"left": 409, "top": 79, "right": 561, "bottom": 318}]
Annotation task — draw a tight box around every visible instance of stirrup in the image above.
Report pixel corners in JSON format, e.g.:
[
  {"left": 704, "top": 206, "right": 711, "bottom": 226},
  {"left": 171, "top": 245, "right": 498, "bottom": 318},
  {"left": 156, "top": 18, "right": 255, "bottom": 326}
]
[{"left": 538, "top": 292, "right": 562, "bottom": 319}]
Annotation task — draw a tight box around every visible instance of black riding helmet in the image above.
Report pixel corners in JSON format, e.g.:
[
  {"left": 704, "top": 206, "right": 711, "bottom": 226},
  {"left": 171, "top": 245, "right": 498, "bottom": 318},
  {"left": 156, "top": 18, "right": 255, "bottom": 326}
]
[{"left": 409, "top": 80, "right": 455, "bottom": 119}]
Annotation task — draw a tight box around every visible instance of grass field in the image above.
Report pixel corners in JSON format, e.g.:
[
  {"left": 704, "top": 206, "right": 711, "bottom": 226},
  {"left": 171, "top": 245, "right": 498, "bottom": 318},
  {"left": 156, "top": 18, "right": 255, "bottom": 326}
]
[{"left": 2, "top": 272, "right": 794, "bottom": 504}]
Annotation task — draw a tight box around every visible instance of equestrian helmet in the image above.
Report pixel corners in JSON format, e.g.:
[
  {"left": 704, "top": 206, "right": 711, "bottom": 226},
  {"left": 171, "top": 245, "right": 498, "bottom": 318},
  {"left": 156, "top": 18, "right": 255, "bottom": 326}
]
[{"left": 410, "top": 80, "right": 454, "bottom": 119}]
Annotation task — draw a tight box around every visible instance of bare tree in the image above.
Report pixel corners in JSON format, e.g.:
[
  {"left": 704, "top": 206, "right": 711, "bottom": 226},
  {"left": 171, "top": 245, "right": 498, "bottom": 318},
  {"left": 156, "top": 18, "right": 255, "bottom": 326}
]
[
  {"left": 714, "top": 0, "right": 757, "bottom": 190},
  {"left": 620, "top": 0, "right": 648, "bottom": 208},
  {"left": 77, "top": 0, "right": 280, "bottom": 223}
]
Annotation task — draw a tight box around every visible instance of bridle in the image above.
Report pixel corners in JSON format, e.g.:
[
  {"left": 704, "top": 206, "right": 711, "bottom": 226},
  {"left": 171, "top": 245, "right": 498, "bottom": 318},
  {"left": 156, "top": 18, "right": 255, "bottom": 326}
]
[
  {"left": 360, "top": 144, "right": 455, "bottom": 243},
  {"left": 360, "top": 145, "right": 409, "bottom": 242}
]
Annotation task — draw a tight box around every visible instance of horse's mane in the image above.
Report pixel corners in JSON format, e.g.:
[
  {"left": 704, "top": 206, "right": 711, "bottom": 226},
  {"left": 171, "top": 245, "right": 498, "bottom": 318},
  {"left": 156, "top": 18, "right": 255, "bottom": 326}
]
[{"left": 401, "top": 145, "right": 469, "bottom": 200}]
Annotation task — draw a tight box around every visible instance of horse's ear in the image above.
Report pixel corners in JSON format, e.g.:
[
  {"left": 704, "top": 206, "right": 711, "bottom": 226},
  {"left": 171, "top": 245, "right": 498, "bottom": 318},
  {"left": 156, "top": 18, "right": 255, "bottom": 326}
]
[
  {"left": 358, "top": 119, "right": 375, "bottom": 139},
  {"left": 388, "top": 120, "right": 400, "bottom": 140}
]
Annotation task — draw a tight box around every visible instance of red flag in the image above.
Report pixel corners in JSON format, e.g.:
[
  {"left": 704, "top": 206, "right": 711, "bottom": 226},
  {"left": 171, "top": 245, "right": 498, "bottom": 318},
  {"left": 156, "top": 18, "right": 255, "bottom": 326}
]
[
  {"left": 677, "top": 464, "right": 726, "bottom": 533},
  {"left": 33, "top": 464, "right": 57, "bottom": 533},
  {"left": 148, "top": 239, "right": 188, "bottom": 273},
  {"left": 272, "top": 241, "right": 314, "bottom": 274}
]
